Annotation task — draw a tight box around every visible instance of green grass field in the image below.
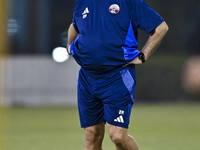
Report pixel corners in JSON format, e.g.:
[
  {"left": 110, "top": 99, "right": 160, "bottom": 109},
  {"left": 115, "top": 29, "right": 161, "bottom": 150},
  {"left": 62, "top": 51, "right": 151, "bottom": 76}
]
[{"left": 5, "top": 103, "right": 200, "bottom": 150}]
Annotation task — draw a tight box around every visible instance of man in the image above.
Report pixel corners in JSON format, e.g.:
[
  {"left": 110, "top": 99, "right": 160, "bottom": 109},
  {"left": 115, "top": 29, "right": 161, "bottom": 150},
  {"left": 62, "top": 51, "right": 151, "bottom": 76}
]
[{"left": 67, "top": 0, "right": 168, "bottom": 149}]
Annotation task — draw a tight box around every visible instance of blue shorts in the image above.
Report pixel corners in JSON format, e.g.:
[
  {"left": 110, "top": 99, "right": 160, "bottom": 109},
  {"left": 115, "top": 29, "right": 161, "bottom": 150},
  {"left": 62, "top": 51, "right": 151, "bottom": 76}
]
[{"left": 77, "top": 66, "right": 136, "bottom": 129}]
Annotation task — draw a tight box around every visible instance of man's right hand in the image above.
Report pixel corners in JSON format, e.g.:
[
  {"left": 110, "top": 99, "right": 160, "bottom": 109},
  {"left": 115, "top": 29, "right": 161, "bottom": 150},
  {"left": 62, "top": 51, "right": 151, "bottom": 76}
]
[
  {"left": 67, "top": 44, "right": 71, "bottom": 55},
  {"left": 67, "top": 23, "right": 79, "bottom": 56}
]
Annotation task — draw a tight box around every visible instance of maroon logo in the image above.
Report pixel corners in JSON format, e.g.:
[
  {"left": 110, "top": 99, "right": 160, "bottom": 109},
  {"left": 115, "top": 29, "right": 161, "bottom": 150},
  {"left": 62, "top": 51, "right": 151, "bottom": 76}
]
[{"left": 109, "top": 4, "right": 120, "bottom": 14}]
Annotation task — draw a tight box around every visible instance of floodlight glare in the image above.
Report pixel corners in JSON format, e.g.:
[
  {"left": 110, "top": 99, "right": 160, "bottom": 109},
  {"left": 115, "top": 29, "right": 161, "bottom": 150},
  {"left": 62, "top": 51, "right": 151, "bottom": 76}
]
[{"left": 52, "top": 47, "right": 69, "bottom": 63}]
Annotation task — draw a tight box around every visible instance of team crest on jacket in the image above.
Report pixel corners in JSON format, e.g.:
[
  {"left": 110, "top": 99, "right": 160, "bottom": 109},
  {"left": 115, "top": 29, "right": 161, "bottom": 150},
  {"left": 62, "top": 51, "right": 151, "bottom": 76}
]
[{"left": 109, "top": 4, "right": 120, "bottom": 14}]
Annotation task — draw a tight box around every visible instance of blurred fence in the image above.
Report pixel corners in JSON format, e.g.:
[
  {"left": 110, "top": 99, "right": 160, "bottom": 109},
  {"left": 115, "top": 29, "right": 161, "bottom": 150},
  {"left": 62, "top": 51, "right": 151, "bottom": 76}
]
[{"left": 2, "top": 56, "right": 79, "bottom": 106}]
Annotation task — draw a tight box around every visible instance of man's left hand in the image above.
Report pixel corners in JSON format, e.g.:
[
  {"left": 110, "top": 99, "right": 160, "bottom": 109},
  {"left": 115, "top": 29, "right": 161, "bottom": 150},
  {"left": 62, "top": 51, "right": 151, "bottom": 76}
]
[{"left": 123, "top": 57, "right": 143, "bottom": 67}]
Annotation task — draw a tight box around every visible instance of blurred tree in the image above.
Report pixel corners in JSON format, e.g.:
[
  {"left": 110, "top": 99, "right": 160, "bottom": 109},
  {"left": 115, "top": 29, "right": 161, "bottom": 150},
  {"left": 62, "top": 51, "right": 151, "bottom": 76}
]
[
  {"left": 0, "top": 1, "right": 7, "bottom": 149},
  {"left": 182, "top": 2, "right": 200, "bottom": 55},
  {"left": 0, "top": 0, "right": 8, "bottom": 55},
  {"left": 8, "top": 0, "right": 74, "bottom": 54}
]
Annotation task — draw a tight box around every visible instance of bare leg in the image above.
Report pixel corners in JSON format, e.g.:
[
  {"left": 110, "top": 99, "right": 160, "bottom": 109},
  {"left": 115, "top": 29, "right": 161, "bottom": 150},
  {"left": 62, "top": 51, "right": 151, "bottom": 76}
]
[
  {"left": 107, "top": 123, "right": 138, "bottom": 150},
  {"left": 84, "top": 122, "right": 105, "bottom": 150}
]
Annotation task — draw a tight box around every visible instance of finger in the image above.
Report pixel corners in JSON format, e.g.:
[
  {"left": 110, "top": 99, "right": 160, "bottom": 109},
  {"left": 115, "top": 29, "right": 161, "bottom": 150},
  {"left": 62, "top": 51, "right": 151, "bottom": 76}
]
[
  {"left": 67, "top": 45, "right": 71, "bottom": 55},
  {"left": 122, "top": 63, "right": 129, "bottom": 67}
]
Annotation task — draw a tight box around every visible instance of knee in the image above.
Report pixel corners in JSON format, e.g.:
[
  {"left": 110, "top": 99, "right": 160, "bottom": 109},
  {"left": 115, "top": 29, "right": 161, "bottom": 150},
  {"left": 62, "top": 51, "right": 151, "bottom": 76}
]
[
  {"left": 109, "top": 131, "right": 125, "bottom": 146},
  {"left": 110, "top": 133, "right": 139, "bottom": 150},
  {"left": 108, "top": 126, "right": 139, "bottom": 150}
]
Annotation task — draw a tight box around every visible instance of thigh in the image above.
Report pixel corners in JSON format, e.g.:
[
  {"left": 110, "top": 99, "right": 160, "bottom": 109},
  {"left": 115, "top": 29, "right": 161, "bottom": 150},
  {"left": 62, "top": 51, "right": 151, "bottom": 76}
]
[{"left": 78, "top": 68, "right": 105, "bottom": 128}]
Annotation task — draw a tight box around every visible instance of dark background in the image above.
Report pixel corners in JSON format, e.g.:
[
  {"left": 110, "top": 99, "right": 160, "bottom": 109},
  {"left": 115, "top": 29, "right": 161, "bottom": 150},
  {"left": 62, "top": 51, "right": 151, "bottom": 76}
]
[{"left": 7, "top": 0, "right": 200, "bottom": 55}]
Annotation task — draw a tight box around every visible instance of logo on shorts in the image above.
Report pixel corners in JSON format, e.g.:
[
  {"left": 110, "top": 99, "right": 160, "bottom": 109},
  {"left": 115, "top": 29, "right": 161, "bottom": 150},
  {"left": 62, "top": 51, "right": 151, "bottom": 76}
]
[
  {"left": 119, "top": 110, "right": 124, "bottom": 115},
  {"left": 109, "top": 4, "right": 120, "bottom": 14},
  {"left": 114, "top": 115, "right": 124, "bottom": 123},
  {"left": 114, "top": 110, "right": 124, "bottom": 123}
]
